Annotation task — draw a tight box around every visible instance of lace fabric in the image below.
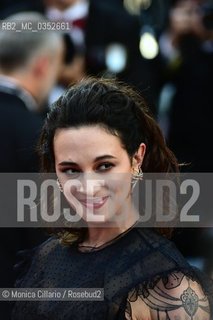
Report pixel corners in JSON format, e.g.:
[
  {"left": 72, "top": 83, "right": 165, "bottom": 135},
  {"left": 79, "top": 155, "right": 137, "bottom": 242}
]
[{"left": 11, "top": 228, "right": 213, "bottom": 320}]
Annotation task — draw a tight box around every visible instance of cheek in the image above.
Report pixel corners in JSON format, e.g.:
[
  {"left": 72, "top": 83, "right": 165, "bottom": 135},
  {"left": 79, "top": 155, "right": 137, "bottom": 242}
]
[{"left": 108, "top": 173, "right": 132, "bottom": 197}]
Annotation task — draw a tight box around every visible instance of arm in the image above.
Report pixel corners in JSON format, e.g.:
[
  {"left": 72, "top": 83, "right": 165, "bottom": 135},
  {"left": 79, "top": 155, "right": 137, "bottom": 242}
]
[{"left": 125, "top": 272, "right": 210, "bottom": 320}]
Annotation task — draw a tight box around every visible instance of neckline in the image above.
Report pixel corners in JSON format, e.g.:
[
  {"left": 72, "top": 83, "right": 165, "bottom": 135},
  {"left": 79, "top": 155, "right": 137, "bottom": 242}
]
[{"left": 78, "top": 220, "right": 139, "bottom": 253}]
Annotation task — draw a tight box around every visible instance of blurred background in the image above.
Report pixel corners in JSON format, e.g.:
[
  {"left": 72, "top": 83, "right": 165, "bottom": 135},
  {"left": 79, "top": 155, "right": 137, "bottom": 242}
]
[{"left": 0, "top": 0, "right": 213, "bottom": 318}]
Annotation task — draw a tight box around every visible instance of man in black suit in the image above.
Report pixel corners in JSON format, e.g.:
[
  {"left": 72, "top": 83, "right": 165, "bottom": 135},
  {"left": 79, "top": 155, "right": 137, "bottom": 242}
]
[
  {"left": 0, "top": 13, "right": 64, "bottom": 171},
  {"left": 0, "top": 12, "right": 64, "bottom": 319}
]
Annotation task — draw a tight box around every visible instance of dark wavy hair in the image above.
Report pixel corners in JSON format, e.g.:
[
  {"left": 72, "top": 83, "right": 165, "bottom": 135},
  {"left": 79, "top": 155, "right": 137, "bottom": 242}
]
[{"left": 38, "top": 77, "right": 179, "bottom": 244}]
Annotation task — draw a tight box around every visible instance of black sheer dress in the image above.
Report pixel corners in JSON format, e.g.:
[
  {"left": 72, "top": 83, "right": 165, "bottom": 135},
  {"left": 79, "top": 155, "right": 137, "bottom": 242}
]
[{"left": 11, "top": 228, "right": 213, "bottom": 319}]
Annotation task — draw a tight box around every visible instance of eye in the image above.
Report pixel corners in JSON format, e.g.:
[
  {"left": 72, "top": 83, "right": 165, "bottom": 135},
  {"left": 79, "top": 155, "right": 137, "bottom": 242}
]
[
  {"left": 62, "top": 168, "right": 81, "bottom": 177},
  {"left": 96, "top": 162, "right": 114, "bottom": 172}
]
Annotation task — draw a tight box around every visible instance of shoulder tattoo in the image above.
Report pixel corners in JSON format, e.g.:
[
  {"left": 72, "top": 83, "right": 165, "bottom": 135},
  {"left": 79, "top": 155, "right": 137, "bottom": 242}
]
[{"left": 125, "top": 272, "right": 210, "bottom": 320}]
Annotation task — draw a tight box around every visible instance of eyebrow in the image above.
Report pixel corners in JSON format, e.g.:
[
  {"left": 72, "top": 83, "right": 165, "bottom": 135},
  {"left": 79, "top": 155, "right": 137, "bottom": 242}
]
[{"left": 58, "top": 155, "right": 117, "bottom": 166}]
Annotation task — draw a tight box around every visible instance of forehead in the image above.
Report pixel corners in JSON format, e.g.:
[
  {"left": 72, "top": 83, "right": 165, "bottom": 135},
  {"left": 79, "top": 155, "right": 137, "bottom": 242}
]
[{"left": 53, "top": 125, "right": 125, "bottom": 162}]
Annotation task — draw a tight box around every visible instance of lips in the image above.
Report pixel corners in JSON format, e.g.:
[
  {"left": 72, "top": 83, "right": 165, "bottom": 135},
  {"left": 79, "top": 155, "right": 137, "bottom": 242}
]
[{"left": 79, "top": 196, "right": 109, "bottom": 209}]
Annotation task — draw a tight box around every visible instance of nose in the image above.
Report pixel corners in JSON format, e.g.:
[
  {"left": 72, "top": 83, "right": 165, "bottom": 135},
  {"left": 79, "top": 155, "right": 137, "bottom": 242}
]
[{"left": 77, "top": 172, "right": 105, "bottom": 197}]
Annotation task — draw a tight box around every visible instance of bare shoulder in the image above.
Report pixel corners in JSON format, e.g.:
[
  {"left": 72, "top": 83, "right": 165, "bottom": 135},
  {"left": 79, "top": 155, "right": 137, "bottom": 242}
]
[{"left": 125, "top": 271, "right": 211, "bottom": 320}]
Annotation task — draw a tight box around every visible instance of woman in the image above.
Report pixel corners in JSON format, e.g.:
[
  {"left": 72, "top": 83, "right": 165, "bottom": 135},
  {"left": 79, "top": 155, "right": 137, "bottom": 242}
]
[{"left": 12, "top": 77, "right": 212, "bottom": 319}]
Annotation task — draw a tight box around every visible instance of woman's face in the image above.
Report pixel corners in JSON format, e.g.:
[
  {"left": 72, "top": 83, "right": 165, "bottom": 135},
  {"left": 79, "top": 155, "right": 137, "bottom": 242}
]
[{"left": 54, "top": 125, "right": 145, "bottom": 225}]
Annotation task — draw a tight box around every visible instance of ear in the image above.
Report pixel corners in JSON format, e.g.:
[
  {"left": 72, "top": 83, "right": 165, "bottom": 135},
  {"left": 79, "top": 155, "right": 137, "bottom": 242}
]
[
  {"left": 32, "top": 55, "right": 50, "bottom": 78},
  {"left": 132, "top": 143, "right": 146, "bottom": 171}
]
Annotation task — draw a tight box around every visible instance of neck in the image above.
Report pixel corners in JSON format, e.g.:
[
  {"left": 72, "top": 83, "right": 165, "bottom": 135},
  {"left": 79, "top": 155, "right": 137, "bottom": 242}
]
[
  {"left": 82, "top": 207, "right": 139, "bottom": 248},
  {"left": 0, "top": 72, "right": 41, "bottom": 107}
]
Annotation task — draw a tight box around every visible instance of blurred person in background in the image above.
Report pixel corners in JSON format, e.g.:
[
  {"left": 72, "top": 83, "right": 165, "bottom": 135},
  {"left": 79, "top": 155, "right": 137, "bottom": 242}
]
[
  {"left": 158, "top": 0, "right": 213, "bottom": 171},
  {"left": 44, "top": 0, "right": 87, "bottom": 102},
  {"left": 0, "top": 12, "right": 64, "bottom": 171},
  {"left": 44, "top": 0, "right": 162, "bottom": 114},
  {"left": 158, "top": 0, "right": 213, "bottom": 276},
  {"left": 45, "top": 0, "right": 89, "bottom": 81},
  {"left": 0, "top": 12, "right": 64, "bottom": 319}
]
